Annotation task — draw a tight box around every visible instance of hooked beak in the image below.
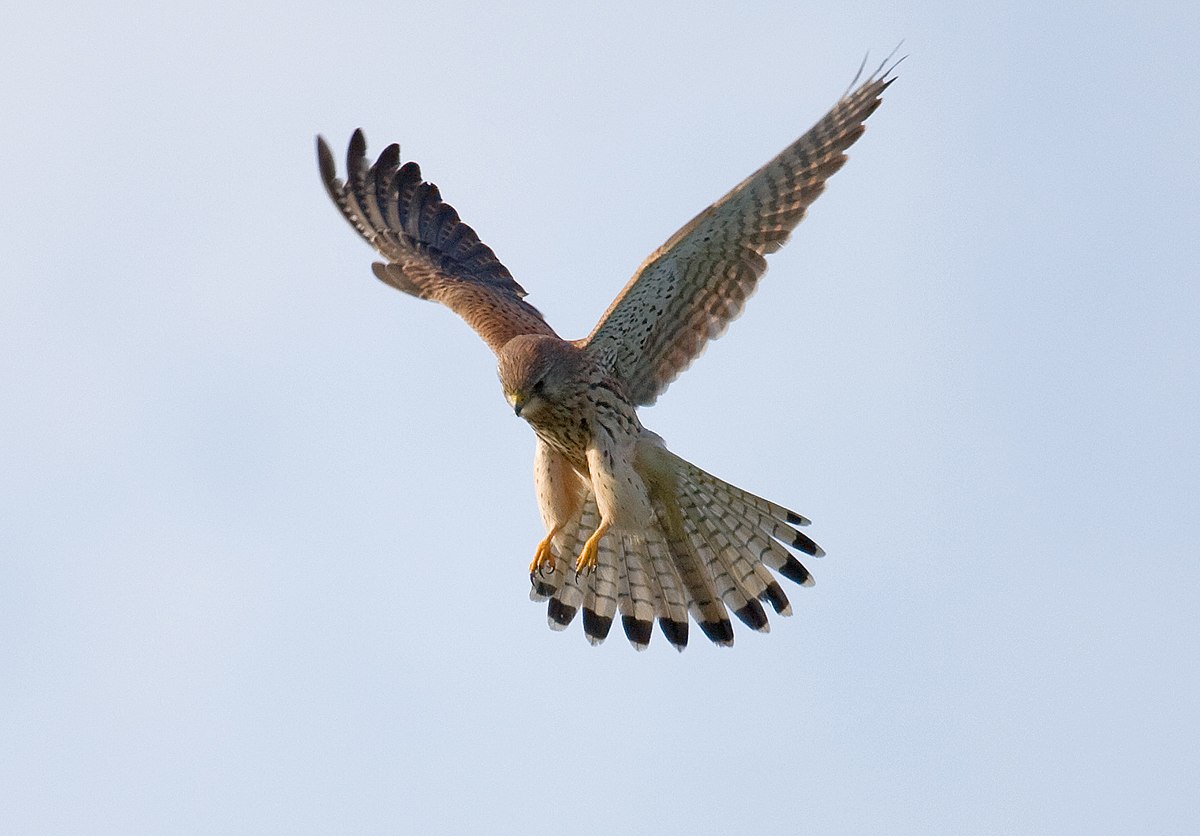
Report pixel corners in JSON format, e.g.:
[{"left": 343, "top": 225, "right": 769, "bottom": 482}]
[{"left": 506, "top": 392, "right": 526, "bottom": 417}]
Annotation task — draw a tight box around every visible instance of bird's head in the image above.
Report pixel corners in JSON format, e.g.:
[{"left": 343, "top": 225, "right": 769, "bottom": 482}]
[{"left": 497, "top": 334, "right": 581, "bottom": 419}]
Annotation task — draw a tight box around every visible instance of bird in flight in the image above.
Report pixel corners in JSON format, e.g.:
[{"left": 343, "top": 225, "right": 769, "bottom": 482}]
[{"left": 318, "top": 62, "right": 895, "bottom": 650}]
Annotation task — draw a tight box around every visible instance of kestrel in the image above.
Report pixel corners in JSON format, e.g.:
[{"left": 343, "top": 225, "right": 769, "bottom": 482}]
[{"left": 318, "top": 63, "right": 894, "bottom": 650}]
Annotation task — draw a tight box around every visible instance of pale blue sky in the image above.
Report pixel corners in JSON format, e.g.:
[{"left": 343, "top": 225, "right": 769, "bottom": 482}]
[{"left": 2, "top": 2, "right": 1198, "bottom": 833}]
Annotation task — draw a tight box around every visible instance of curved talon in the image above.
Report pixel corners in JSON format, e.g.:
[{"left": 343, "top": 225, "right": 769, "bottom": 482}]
[
  {"left": 529, "top": 533, "right": 557, "bottom": 577},
  {"left": 574, "top": 530, "right": 602, "bottom": 575}
]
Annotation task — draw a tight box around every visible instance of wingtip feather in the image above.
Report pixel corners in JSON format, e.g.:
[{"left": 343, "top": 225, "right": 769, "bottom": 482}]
[{"left": 316, "top": 135, "right": 336, "bottom": 182}]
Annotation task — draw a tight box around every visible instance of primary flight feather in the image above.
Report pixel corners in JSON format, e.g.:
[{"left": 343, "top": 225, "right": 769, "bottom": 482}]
[{"left": 318, "top": 63, "right": 895, "bottom": 650}]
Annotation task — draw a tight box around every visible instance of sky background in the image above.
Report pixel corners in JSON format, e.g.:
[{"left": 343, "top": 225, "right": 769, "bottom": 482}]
[{"left": 2, "top": 1, "right": 1198, "bottom": 833}]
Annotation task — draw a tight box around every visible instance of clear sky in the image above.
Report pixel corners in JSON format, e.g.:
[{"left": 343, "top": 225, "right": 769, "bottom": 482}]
[{"left": 2, "top": 1, "right": 1197, "bottom": 833}]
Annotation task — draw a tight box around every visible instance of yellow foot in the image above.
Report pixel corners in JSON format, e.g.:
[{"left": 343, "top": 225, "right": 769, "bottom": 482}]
[
  {"left": 574, "top": 528, "right": 605, "bottom": 575},
  {"left": 529, "top": 534, "right": 557, "bottom": 577}
]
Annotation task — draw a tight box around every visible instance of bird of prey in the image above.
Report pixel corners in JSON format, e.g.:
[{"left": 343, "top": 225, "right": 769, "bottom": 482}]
[{"left": 318, "top": 63, "right": 894, "bottom": 650}]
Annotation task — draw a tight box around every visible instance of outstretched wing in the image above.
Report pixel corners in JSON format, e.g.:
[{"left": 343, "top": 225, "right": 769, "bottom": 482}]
[
  {"left": 318, "top": 131, "right": 558, "bottom": 354},
  {"left": 583, "top": 67, "right": 895, "bottom": 405}
]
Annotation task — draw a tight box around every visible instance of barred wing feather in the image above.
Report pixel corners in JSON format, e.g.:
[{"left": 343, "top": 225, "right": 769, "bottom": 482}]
[
  {"left": 584, "top": 69, "right": 894, "bottom": 405},
  {"left": 318, "top": 131, "right": 557, "bottom": 354}
]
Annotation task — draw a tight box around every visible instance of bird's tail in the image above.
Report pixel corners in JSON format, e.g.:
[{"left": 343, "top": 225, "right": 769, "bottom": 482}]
[{"left": 530, "top": 450, "right": 822, "bottom": 651}]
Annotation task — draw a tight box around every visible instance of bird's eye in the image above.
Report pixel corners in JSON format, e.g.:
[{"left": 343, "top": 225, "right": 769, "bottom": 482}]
[{"left": 532, "top": 379, "right": 545, "bottom": 394}]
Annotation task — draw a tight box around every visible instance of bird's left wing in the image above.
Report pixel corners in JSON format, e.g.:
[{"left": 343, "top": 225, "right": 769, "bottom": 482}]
[
  {"left": 583, "top": 66, "right": 895, "bottom": 405},
  {"left": 318, "top": 131, "right": 558, "bottom": 354}
]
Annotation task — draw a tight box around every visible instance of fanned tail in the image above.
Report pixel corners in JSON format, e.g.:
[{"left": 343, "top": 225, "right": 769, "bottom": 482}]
[{"left": 529, "top": 450, "right": 820, "bottom": 651}]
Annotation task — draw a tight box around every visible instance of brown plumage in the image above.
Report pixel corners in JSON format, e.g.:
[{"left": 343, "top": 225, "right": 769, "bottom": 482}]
[{"left": 318, "top": 61, "right": 896, "bottom": 650}]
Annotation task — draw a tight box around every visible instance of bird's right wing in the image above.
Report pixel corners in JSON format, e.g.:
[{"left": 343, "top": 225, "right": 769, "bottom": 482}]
[{"left": 318, "top": 131, "right": 559, "bottom": 354}]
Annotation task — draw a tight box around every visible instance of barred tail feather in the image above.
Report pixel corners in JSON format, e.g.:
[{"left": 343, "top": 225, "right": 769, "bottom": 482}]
[
  {"left": 540, "top": 495, "right": 599, "bottom": 630},
  {"left": 527, "top": 452, "right": 821, "bottom": 650},
  {"left": 582, "top": 536, "right": 619, "bottom": 645},
  {"left": 643, "top": 533, "right": 692, "bottom": 651},
  {"left": 678, "top": 486, "right": 771, "bottom": 632},
  {"left": 660, "top": 452, "right": 823, "bottom": 644},
  {"left": 663, "top": 522, "right": 734, "bottom": 647},
  {"left": 616, "top": 537, "right": 656, "bottom": 650}
]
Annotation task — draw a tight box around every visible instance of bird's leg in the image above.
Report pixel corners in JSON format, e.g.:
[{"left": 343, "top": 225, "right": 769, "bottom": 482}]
[
  {"left": 529, "top": 527, "right": 561, "bottom": 577},
  {"left": 574, "top": 520, "right": 611, "bottom": 575}
]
